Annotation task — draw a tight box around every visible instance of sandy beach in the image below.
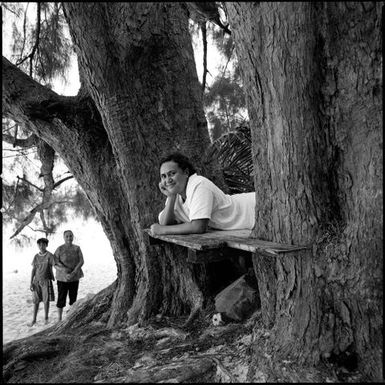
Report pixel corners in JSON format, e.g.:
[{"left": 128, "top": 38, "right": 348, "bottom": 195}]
[{"left": 3, "top": 217, "right": 117, "bottom": 345}]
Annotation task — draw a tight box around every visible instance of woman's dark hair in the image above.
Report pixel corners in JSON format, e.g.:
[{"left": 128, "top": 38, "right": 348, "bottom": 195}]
[
  {"left": 160, "top": 152, "right": 197, "bottom": 176},
  {"left": 37, "top": 238, "right": 49, "bottom": 245}
]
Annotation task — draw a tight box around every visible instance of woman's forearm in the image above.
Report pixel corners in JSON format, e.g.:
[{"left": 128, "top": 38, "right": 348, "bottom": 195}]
[
  {"left": 159, "top": 195, "right": 177, "bottom": 225},
  {"left": 72, "top": 260, "right": 84, "bottom": 274},
  {"left": 154, "top": 219, "right": 209, "bottom": 235}
]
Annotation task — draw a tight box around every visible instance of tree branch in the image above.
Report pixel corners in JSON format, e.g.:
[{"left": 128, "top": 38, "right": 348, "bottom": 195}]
[
  {"left": 26, "top": 225, "right": 54, "bottom": 235},
  {"left": 20, "top": 3, "right": 29, "bottom": 59},
  {"left": 3, "top": 150, "right": 37, "bottom": 159},
  {"left": 2, "top": 56, "right": 86, "bottom": 142},
  {"left": 1, "top": 3, "right": 22, "bottom": 17},
  {"left": 2, "top": 133, "right": 38, "bottom": 148},
  {"left": 16, "top": 2, "right": 42, "bottom": 77},
  {"left": 17, "top": 175, "right": 43, "bottom": 192},
  {"left": 10, "top": 200, "right": 68, "bottom": 239},
  {"left": 29, "top": 2, "right": 41, "bottom": 77},
  {"left": 11, "top": 140, "right": 58, "bottom": 238},
  {"left": 54, "top": 175, "right": 74, "bottom": 189},
  {"left": 39, "top": 210, "right": 47, "bottom": 230},
  {"left": 221, "top": 44, "right": 235, "bottom": 78},
  {"left": 11, "top": 141, "right": 74, "bottom": 239},
  {"left": 3, "top": 55, "right": 58, "bottom": 115},
  {"left": 201, "top": 21, "right": 208, "bottom": 93},
  {"left": 10, "top": 206, "right": 47, "bottom": 239},
  {"left": 189, "top": 2, "right": 231, "bottom": 35},
  {"left": 2, "top": 55, "right": 104, "bottom": 240},
  {"left": 13, "top": 123, "right": 18, "bottom": 146}
]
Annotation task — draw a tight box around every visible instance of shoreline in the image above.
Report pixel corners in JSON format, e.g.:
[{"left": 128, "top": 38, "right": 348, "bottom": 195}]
[{"left": 3, "top": 262, "right": 117, "bottom": 345}]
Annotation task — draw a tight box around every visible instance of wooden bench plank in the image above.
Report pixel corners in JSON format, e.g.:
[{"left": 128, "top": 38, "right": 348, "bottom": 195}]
[
  {"left": 144, "top": 229, "right": 310, "bottom": 257},
  {"left": 144, "top": 229, "right": 228, "bottom": 251},
  {"left": 224, "top": 237, "right": 310, "bottom": 255}
]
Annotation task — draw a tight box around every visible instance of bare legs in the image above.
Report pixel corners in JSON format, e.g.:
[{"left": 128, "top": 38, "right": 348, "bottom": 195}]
[
  {"left": 28, "top": 303, "right": 39, "bottom": 326},
  {"left": 28, "top": 302, "right": 51, "bottom": 326},
  {"left": 57, "top": 307, "right": 63, "bottom": 322},
  {"left": 44, "top": 302, "right": 49, "bottom": 324}
]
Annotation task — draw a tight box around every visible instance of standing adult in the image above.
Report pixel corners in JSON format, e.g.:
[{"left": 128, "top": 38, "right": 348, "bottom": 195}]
[{"left": 54, "top": 230, "right": 84, "bottom": 322}]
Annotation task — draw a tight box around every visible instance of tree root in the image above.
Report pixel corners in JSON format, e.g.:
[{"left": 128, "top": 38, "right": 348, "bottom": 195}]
[
  {"left": 182, "top": 305, "right": 202, "bottom": 328},
  {"left": 50, "top": 281, "right": 116, "bottom": 334},
  {"left": 99, "top": 357, "right": 216, "bottom": 383},
  {"left": 3, "top": 335, "right": 70, "bottom": 382}
]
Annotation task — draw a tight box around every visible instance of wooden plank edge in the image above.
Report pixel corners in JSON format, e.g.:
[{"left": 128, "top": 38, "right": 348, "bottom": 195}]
[
  {"left": 144, "top": 229, "right": 226, "bottom": 251},
  {"left": 144, "top": 229, "right": 312, "bottom": 255}
]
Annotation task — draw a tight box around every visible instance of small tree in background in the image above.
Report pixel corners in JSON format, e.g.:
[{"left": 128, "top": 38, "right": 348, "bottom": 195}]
[
  {"left": 203, "top": 24, "right": 248, "bottom": 140},
  {"left": 188, "top": 6, "right": 248, "bottom": 141}
]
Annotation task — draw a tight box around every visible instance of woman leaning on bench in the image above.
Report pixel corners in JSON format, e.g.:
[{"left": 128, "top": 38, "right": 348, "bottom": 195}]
[{"left": 150, "top": 153, "right": 256, "bottom": 236}]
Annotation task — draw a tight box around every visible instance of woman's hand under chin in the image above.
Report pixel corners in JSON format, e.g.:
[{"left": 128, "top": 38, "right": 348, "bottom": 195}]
[{"left": 159, "top": 182, "right": 177, "bottom": 198}]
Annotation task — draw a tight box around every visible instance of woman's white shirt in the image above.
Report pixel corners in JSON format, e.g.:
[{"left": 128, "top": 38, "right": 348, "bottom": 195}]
[{"left": 159, "top": 174, "right": 255, "bottom": 230}]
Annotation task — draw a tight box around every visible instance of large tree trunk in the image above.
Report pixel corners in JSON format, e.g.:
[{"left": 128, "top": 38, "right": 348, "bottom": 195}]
[
  {"left": 226, "top": 1, "right": 382, "bottom": 380},
  {"left": 2, "top": 2, "right": 223, "bottom": 329}
]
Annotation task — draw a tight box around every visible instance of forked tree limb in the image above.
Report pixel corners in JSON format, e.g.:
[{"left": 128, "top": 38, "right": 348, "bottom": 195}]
[
  {"left": 2, "top": 133, "right": 38, "bottom": 148},
  {"left": 16, "top": 176, "right": 43, "bottom": 192},
  {"left": 188, "top": 2, "right": 231, "bottom": 35}
]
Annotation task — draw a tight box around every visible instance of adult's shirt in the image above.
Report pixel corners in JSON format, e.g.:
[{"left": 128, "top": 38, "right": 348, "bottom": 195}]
[
  {"left": 54, "top": 244, "right": 84, "bottom": 282},
  {"left": 159, "top": 174, "right": 256, "bottom": 230}
]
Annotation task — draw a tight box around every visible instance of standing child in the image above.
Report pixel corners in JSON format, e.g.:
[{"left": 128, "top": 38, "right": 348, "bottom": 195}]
[{"left": 28, "top": 238, "right": 55, "bottom": 326}]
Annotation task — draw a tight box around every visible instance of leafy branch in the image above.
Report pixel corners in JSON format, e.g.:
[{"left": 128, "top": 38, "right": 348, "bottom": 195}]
[{"left": 16, "top": 2, "right": 41, "bottom": 77}]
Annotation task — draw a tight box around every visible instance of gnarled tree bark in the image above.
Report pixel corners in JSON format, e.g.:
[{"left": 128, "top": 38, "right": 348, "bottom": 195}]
[{"left": 226, "top": 1, "right": 382, "bottom": 380}]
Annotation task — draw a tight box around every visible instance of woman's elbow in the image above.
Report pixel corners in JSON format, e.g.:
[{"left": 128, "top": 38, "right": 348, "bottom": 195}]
[
  {"left": 159, "top": 218, "right": 177, "bottom": 226},
  {"left": 192, "top": 220, "right": 208, "bottom": 234}
]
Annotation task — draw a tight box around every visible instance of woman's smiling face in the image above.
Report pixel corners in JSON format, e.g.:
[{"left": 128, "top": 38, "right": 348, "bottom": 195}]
[
  {"left": 160, "top": 161, "right": 189, "bottom": 196},
  {"left": 64, "top": 231, "right": 74, "bottom": 245}
]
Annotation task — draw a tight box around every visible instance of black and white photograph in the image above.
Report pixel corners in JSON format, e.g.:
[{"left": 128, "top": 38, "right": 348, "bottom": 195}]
[{"left": 2, "top": 2, "right": 382, "bottom": 383}]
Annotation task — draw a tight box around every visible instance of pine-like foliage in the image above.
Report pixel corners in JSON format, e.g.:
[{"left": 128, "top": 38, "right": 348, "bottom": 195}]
[
  {"left": 2, "top": 3, "right": 93, "bottom": 241},
  {"left": 202, "top": 25, "right": 248, "bottom": 140},
  {"left": 34, "top": 3, "right": 73, "bottom": 82},
  {"left": 204, "top": 75, "right": 247, "bottom": 139},
  {"left": 8, "top": 2, "right": 73, "bottom": 83}
]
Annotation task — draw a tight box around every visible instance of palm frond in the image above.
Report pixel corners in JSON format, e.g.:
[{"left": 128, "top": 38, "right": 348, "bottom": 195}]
[{"left": 207, "top": 125, "right": 254, "bottom": 193}]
